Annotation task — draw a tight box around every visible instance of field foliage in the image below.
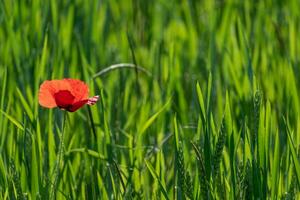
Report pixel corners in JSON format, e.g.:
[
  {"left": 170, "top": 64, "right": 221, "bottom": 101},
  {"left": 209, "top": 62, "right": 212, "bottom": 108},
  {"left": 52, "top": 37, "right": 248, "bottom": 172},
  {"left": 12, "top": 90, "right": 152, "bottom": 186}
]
[{"left": 0, "top": 0, "right": 300, "bottom": 199}]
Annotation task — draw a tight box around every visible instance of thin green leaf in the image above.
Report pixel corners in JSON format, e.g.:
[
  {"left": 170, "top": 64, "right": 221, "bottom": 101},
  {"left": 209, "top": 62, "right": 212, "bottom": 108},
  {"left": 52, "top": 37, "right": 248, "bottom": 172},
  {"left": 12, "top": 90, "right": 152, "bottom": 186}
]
[
  {"left": 196, "top": 82, "right": 206, "bottom": 124},
  {"left": 284, "top": 118, "right": 300, "bottom": 187},
  {"left": 0, "top": 109, "right": 24, "bottom": 131},
  {"left": 16, "top": 88, "right": 34, "bottom": 122},
  {"left": 140, "top": 98, "right": 171, "bottom": 135},
  {"left": 145, "top": 159, "right": 170, "bottom": 200}
]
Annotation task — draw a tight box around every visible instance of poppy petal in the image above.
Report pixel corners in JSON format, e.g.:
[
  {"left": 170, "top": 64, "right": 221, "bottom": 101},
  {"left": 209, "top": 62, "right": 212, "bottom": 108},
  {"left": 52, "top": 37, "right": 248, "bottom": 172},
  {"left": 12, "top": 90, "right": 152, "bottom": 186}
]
[
  {"left": 64, "top": 79, "right": 89, "bottom": 102},
  {"left": 68, "top": 100, "right": 88, "bottom": 112},
  {"left": 39, "top": 79, "right": 98, "bottom": 112},
  {"left": 67, "top": 95, "right": 99, "bottom": 112},
  {"left": 38, "top": 80, "right": 60, "bottom": 108},
  {"left": 54, "top": 90, "right": 75, "bottom": 108}
]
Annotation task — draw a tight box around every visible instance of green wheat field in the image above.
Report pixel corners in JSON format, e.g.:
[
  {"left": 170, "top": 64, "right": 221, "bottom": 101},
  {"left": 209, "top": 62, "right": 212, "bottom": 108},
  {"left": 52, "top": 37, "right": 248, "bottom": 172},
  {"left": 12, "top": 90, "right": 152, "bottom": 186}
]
[{"left": 1, "top": 0, "right": 300, "bottom": 199}]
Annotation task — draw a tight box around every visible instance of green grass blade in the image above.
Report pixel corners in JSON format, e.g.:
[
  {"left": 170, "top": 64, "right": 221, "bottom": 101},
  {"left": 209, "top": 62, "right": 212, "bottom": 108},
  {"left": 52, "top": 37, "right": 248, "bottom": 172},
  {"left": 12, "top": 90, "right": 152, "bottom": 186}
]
[
  {"left": 206, "top": 72, "right": 212, "bottom": 116},
  {"left": 284, "top": 118, "right": 300, "bottom": 187},
  {"left": 0, "top": 109, "right": 24, "bottom": 131},
  {"left": 271, "top": 129, "right": 280, "bottom": 199},
  {"left": 140, "top": 97, "right": 171, "bottom": 135},
  {"left": 31, "top": 134, "right": 39, "bottom": 199},
  {"left": 196, "top": 82, "right": 206, "bottom": 124},
  {"left": 145, "top": 159, "right": 170, "bottom": 200},
  {"left": 16, "top": 88, "right": 34, "bottom": 122}
]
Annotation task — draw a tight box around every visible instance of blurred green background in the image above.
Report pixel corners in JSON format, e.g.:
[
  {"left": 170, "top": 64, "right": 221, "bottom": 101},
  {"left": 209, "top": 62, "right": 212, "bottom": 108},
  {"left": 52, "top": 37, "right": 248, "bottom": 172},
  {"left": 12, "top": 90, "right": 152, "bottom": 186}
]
[{"left": 1, "top": 0, "right": 300, "bottom": 199}]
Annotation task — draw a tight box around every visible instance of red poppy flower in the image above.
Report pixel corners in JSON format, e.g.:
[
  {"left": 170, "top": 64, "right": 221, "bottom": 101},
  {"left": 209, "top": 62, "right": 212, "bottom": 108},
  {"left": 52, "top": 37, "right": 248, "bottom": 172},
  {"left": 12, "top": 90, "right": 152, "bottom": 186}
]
[{"left": 38, "top": 79, "right": 99, "bottom": 112}]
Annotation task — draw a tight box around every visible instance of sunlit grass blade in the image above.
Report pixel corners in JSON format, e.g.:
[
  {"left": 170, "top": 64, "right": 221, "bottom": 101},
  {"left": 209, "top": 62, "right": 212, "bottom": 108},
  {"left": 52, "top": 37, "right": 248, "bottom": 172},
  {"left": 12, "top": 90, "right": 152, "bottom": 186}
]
[
  {"left": 16, "top": 88, "right": 34, "bottom": 122},
  {"left": 140, "top": 97, "right": 171, "bottom": 135},
  {"left": 0, "top": 109, "right": 24, "bottom": 131},
  {"left": 284, "top": 118, "right": 300, "bottom": 187},
  {"left": 0, "top": 155, "right": 7, "bottom": 187},
  {"left": 271, "top": 129, "right": 280, "bottom": 199},
  {"left": 92, "top": 63, "right": 151, "bottom": 78},
  {"left": 206, "top": 72, "right": 212, "bottom": 116},
  {"left": 145, "top": 159, "right": 170, "bottom": 200},
  {"left": 97, "top": 171, "right": 109, "bottom": 200},
  {"left": 30, "top": 134, "right": 39, "bottom": 199},
  {"left": 196, "top": 82, "right": 206, "bottom": 124},
  {"left": 0, "top": 67, "right": 7, "bottom": 112}
]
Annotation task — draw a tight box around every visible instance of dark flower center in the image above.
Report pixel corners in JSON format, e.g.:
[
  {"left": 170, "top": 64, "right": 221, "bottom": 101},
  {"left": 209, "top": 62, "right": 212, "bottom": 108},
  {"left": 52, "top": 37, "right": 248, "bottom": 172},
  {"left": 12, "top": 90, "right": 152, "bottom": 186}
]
[{"left": 54, "top": 90, "right": 75, "bottom": 109}]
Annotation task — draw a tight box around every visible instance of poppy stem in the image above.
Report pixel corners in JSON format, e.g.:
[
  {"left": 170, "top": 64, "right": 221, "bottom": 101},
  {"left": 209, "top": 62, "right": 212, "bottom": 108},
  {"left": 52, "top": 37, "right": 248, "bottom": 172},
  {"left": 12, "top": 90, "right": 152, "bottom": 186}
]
[
  {"left": 51, "top": 111, "right": 67, "bottom": 200},
  {"left": 87, "top": 106, "right": 97, "bottom": 139}
]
